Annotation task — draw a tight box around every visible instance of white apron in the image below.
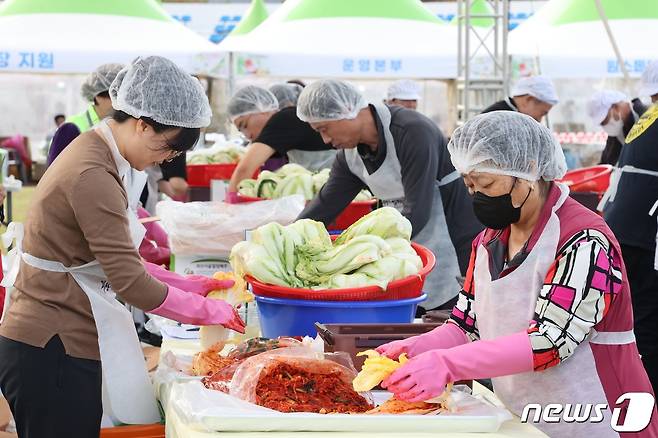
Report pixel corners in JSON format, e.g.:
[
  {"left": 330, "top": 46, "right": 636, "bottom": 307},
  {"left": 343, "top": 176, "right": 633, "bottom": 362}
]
[
  {"left": 286, "top": 149, "right": 337, "bottom": 172},
  {"left": 143, "top": 165, "right": 163, "bottom": 215},
  {"left": 344, "top": 103, "right": 461, "bottom": 308},
  {"left": 474, "top": 183, "right": 635, "bottom": 437},
  {"left": 1, "top": 121, "right": 159, "bottom": 425}
]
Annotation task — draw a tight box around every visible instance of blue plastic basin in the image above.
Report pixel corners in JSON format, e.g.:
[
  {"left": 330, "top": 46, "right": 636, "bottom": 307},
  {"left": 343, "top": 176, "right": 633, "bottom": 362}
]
[{"left": 255, "top": 294, "right": 427, "bottom": 338}]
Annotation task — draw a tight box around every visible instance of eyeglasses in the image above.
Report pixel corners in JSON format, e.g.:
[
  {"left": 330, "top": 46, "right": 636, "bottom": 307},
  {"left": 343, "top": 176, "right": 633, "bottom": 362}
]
[
  {"left": 152, "top": 131, "right": 183, "bottom": 163},
  {"left": 164, "top": 149, "right": 183, "bottom": 163}
]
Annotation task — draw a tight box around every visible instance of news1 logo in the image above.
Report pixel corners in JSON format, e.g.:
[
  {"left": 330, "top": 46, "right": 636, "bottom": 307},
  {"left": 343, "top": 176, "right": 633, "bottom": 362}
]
[{"left": 521, "top": 393, "right": 655, "bottom": 432}]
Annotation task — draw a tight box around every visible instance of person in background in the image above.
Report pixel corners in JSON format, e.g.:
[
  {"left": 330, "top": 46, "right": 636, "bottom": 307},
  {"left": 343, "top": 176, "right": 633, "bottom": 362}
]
[
  {"left": 47, "top": 63, "right": 124, "bottom": 165},
  {"left": 140, "top": 155, "right": 188, "bottom": 214},
  {"left": 267, "top": 81, "right": 306, "bottom": 169},
  {"left": 270, "top": 83, "right": 304, "bottom": 109},
  {"left": 296, "top": 80, "right": 482, "bottom": 313},
  {"left": 586, "top": 90, "right": 644, "bottom": 165},
  {"left": 640, "top": 60, "right": 658, "bottom": 104},
  {"left": 482, "top": 75, "right": 558, "bottom": 122},
  {"left": 0, "top": 57, "right": 244, "bottom": 437},
  {"left": 225, "top": 86, "right": 336, "bottom": 199},
  {"left": 600, "top": 100, "right": 658, "bottom": 394},
  {"left": 0, "top": 135, "right": 31, "bottom": 181},
  {"left": 386, "top": 79, "right": 421, "bottom": 110},
  {"left": 44, "top": 114, "right": 67, "bottom": 150},
  {"left": 377, "top": 111, "right": 657, "bottom": 437},
  {"left": 54, "top": 114, "right": 65, "bottom": 128}
]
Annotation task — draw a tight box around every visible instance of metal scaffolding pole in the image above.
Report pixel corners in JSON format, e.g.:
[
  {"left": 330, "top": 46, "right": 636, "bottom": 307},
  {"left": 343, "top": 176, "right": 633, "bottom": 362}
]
[{"left": 456, "top": 0, "right": 510, "bottom": 123}]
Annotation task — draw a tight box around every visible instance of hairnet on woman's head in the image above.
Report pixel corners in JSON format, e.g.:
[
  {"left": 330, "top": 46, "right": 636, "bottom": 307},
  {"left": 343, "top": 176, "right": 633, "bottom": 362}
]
[
  {"left": 269, "top": 83, "right": 303, "bottom": 109},
  {"left": 297, "top": 79, "right": 367, "bottom": 123},
  {"left": 81, "top": 63, "right": 124, "bottom": 102},
  {"left": 227, "top": 86, "right": 279, "bottom": 121},
  {"left": 109, "top": 56, "right": 211, "bottom": 128},
  {"left": 448, "top": 111, "right": 567, "bottom": 181}
]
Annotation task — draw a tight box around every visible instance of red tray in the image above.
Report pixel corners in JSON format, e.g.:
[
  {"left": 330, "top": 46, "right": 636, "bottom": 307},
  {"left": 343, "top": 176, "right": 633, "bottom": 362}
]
[
  {"left": 558, "top": 165, "right": 613, "bottom": 193},
  {"left": 187, "top": 163, "right": 238, "bottom": 187},
  {"left": 236, "top": 195, "right": 376, "bottom": 231},
  {"left": 247, "top": 242, "right": 435, "bottom": 302},
  {"left": 187, "top": 164, "right": 259, "bottom": 187}
]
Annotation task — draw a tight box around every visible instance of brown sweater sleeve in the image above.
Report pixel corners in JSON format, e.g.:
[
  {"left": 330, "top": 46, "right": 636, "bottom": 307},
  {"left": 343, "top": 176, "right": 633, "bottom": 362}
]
[{"left": 71, "top": 168, "right": 167, "bottom": 310}]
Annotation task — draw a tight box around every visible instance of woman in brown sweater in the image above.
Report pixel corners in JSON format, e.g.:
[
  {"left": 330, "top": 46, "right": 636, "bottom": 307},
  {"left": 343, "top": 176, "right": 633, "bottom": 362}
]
[{"left": 0, "top": 56, "right": 244, "bottom": 437}]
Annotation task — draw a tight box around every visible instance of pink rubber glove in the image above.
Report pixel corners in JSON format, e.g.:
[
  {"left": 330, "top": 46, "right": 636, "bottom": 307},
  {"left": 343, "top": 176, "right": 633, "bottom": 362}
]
[
  {"left": 382, "top": 332, "right": 533, "bottom": 402},
  {"left": 144, "top": 221, "right": 169, "bottom": 249},
  {"left": 139, "top": 239, "right": 171, "bottom": 266},
  {"left": 137, "top": 207, "right": 170, "bottom": 249},
  {"left": 376, "top": 322, "right": 469, "bottom": 360},
  {"left": 150, "top": 286, "right": 245, "bottom": 333},
  {"left": 143, "top": 261, "right": 234, "bottom": 297},
  {"left": 225, "top": 191, "right": 240, "bottom": 204}
]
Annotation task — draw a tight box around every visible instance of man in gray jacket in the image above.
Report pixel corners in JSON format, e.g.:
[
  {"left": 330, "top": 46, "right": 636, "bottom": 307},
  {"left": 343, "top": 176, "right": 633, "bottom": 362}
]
[{"left": 297, "top": 79, "right": 483, "bottom": 312}]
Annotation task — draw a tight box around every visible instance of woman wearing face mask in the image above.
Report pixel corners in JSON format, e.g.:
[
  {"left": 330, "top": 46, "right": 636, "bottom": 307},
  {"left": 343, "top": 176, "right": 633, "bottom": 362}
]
[
  {"left": 0, "top": 56, "right": 245, "bottom": 437},
  {"left": 376, "top": 111, "right": 657, "bottom": 437},
  {"left": 587, "top": 90, "right": 647, "bottom": 166}
]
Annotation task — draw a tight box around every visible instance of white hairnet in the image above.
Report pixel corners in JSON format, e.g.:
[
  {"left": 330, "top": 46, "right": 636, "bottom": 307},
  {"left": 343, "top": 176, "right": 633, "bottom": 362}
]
[
  {"left": 228, "top": 86, "right": 279, "bottom": 121},
  {"left": 110, "top": 56, "right": 211, "bottom": 129},
  {"left": 297, "top": 79, "right": 368, "bottom": 123},
  {"left": 269, "top": 83, "right": 303, "bottom": 109},
  {"left": 81, "top": 63, "right": 124, "bottom": 102},
  {"left": 586, "top": 90, "right": 627, "bottom": 124},
  {"left": 511, "top": 75, "right": 559, "bottom": 106},
  {"left": 640, "top": 60, "right": 658, "bottom": 97},
  {"left": 387, "top": 79, "right": 421, "bottom": 100},
  {"left": 448, "top": 111, "right": 567, "bottom": 182}
]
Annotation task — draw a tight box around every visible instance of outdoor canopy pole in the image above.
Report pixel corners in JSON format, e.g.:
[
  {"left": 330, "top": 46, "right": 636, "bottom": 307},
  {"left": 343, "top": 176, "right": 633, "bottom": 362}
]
[
  {"left": 228, "top": 51, "right": 236, "bottom": 99},
  {"left": 594, "top": 0, "right": 630, "bottom": 82}
]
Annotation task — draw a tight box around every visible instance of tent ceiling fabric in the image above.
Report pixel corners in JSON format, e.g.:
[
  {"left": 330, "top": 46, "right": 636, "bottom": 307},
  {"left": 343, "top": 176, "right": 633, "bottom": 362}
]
[
  {"left": 0, "top": 0, "right": 225, "bottom": 76},
  {"left": 509, "top": 0, "right": 658, "bottom": 78}
]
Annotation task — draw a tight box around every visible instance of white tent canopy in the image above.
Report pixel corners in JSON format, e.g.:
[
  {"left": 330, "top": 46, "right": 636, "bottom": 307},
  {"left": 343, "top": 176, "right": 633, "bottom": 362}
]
[
  {"left": 0, "top": 0, "right": 225, "bottom": 76},
  {"left": 218, "top": 0, "right": 459, "bottom": 79},
  {"left": 509, "top": 0, "right": 658, "bottom": 78}
]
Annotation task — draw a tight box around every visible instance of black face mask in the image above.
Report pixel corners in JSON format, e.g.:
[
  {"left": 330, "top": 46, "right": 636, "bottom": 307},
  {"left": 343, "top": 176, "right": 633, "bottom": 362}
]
[{"left": 472, "top": 179, "right": 531, "bottom": 230}]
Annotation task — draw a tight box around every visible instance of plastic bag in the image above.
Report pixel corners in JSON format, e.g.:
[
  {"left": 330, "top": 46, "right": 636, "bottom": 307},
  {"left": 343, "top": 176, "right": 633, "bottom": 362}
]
[
  {"left": 156, "top": 195, "right": 305, "bottom": 256},
  {"left": 229, "top": 346, "right": 373, "bottom": 413}
]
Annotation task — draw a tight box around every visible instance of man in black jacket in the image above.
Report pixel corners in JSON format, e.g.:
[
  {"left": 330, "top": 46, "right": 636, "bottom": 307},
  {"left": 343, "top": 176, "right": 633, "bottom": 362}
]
[
  {"left": 481, "top": 75, "right": 558, "bottom": 122},
  {"left": 601, "top": 102, "right": 658, "bottom": 392}
]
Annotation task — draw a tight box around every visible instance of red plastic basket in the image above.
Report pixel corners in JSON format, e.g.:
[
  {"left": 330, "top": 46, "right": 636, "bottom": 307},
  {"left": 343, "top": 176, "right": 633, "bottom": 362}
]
[
  {"left": 330, "top": 200, "right": 377, "bottom": 230},
  {"left": 558, "top": 165, "right": 613, "bottom": 193},
  {"left": 235, "top": 195, "right": 376, "bottom": 231},
  {"left": 247, "top": 242, "right": 435, "bottom": 302},
  {"left": 187, "top": 163, "right": 238, "bottom": 187}
]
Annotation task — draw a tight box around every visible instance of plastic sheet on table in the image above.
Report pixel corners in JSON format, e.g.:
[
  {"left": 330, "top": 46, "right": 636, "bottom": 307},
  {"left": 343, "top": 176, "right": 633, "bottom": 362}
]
[
  {"left": 169, "top": 381, "right": 513, "bottom": 433},
  {"left": 156, "top": 195, "right": 305, "bottom": 256}
]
